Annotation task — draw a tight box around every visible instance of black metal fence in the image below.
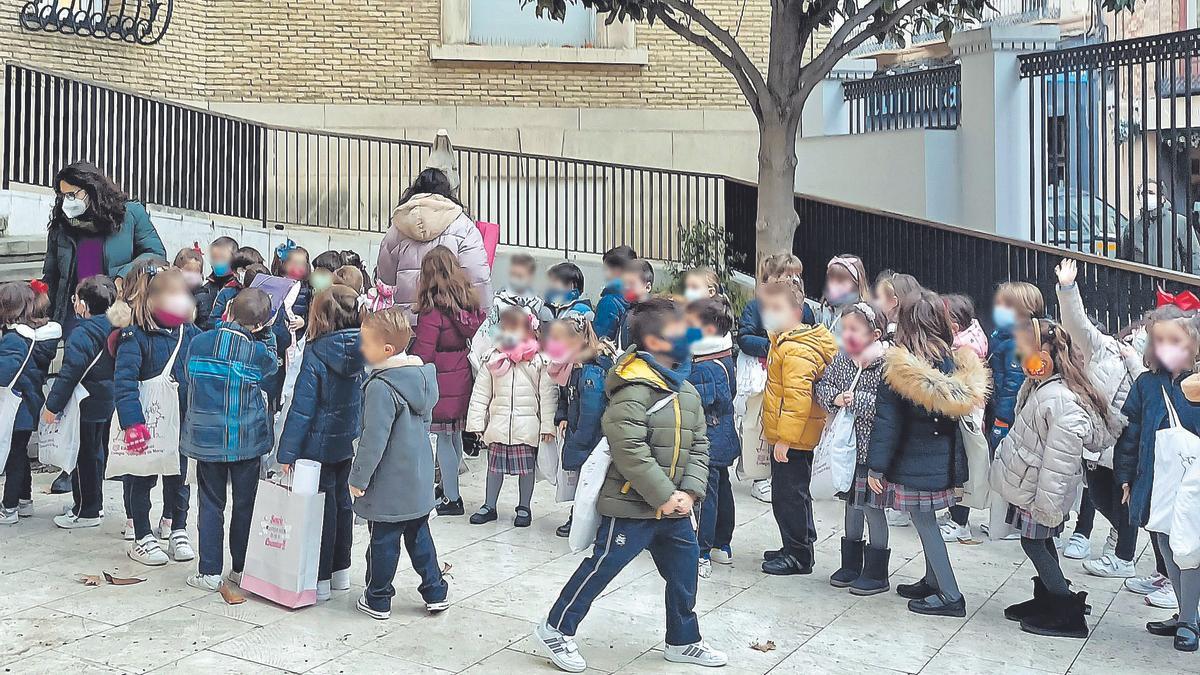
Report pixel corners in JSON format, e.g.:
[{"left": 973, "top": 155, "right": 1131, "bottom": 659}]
[
  {"left": 1020, "top": 29, "right": 1200, "bottom": 275},
  {"left": 4, "top": 62, "right": 722, "bottom": 262},
  {"left": 843, "top": 65, "right": 961, "bottom": 133}
]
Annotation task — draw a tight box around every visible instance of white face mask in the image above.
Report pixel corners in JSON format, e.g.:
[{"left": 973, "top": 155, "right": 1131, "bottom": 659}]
[
  {"left": 497, "top": 331, "right": 523, "bottom": 348},
  {"left": 683, "top": 288, "right": 708, "bottom": 303},
  {"left": 61, "top": 195, "right": 88, "bottom": 219},
  {"left": 762, "top": 311, "right": 791, "bottom": 333}
]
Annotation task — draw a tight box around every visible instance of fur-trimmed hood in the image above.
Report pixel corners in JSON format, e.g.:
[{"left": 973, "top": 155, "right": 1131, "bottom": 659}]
[
  {"left": 882, "top": 345, "right": 990, "bottom": 418},
  {"left": 106, "top": 300, "right": 132, "bottom": 329}
]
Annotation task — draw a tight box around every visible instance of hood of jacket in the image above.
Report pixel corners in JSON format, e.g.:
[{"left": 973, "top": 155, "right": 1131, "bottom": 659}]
[
  {"left": 883, "top": 345, "right": 990, "bottom": 418},
  {"left": 388, "top": 193, "right": 464, "bottom": 242},
  {"left": 445, "top": 307, "right": 486, "bottom": 340},
  {"left": 8, "top": 322, "right": 63, "bottom": 343},
  {"left": 606, "top": 347, "right": 673, "bottom": 396},
  {"left": 370, "top": 360, "right": 436, "bottom": 417},
  {"left": 309, "top": 329, "right": 364, "bottom": 378},
  {"left": 772, "top": 323, "right": 837, "bottom": 356},
  {"left": 952, "top": 319, "right": 989, "bottom": 361}
]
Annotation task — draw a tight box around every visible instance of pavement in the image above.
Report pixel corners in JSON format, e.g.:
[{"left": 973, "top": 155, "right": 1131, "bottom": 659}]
[{"left": 0, "top": 462, "right": 1193, "bottom": 674}]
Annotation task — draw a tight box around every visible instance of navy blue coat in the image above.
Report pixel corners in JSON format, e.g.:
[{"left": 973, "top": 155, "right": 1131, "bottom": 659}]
[
  {"left": 181, "top": 323, "right": 278, "bottom": 462},
  {"left": 556, "top": 353, "right": 612, "bottom": 471},
  {"left": 207, "top": 282, "right": 241, "bottom": 327},
  {"left": 45, "top": 315, "right": 114, "bottom": 423},
  {"left": 593, "top": 285, "right": 629, "bottom": 343},
  {"left": 113, "top": 324, "right": 200, "bottom": 429},
  {"left": 688, "top": 348, "right": 739, "bottom": 467},
  {"left": 1113, "top": 370, "right": 1200, "bottom": 527},
  {"left": 0, "top": 324, "right": 62, "bottom": 431},
  {"left": 988, "top": 327, "right": 1024, "bottom": 427},
  {"left": 194, "top": 273, "right": 235, "bottom": 331},
  {"left": 277, "top": 329, "right": 366, "bottom": 465}
]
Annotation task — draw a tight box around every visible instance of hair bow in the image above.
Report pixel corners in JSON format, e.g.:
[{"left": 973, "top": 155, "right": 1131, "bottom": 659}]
[
  {"left": 192, "top": 241, "right": 203, "bottom": 255},
  {"left": 374, "top": 280, "right": 393, "bottom": 298},
  {"left": 1157, "top": 287, "right": 1200, "bottom": 311},
  {"left": 29, "top": 279, "right": 48, "bottom": 295},
  {"left": 275, "top": 239, "right": 297, "bottom": 262},
  {"left": 523, "top": 305, "right": 540, "bottom": 330}
]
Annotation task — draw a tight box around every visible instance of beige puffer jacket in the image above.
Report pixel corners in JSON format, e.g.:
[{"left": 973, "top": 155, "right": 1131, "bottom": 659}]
[
  {"left": 990, "top": 376, "right": 1094, "bottom": 527},
  {"left": 466, "top": 351, "right": 559, "bottom": 447},
  {"left": 1056, "top": 283, "right": 1140, "bottom": 467}
]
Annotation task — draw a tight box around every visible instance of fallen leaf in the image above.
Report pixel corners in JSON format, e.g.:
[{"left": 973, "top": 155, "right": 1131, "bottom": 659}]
[
  {"left": 102, "top": 572, "right": 146, "bottom": 585},
  {"left": 78, "top": 574, "right": 103, "bottom": 586},
  {"left": 750, "top": 640, "right": 776, "bottom": 653},
  {"left": 219, "top": 583, "right": 246, "bottom": 605},
  {"left": 441, "top": 561, "right": 454, "bottom": 579}
]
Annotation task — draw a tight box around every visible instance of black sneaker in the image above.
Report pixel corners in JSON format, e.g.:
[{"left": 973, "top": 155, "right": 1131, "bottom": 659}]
[
  {"left": 1148, "top": 614, "right": 1182, "bottom": 637},
  {"left": 436, "top": 498, "right": 464, "bottom": 516},
  {"left": 896, "top": 577, "right": 938, "bottom": 600},
  {"left": 469, "top": 505, "right": 498, "bottom": 525},
  {"left": 907, "top": 594, "right": 966, "bottom": 618},
  {"left": 556, "top": 518, "right": 572, "bottom": 538},
  {"left": 514, "top": 506, "right": 532, "bottom": 528},
  {"left": 761, "top": 554, "right": 812, "bottom": 576}
]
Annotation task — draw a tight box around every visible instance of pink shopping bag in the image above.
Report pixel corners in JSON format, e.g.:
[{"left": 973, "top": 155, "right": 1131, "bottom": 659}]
[{"left": 476, "top": 220, "right": 500, "bottom": 268}]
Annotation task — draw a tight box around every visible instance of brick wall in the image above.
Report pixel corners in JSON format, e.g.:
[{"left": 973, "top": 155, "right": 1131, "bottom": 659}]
[{"left": 0, "top": 0, "right": 827, "bottom": 110}]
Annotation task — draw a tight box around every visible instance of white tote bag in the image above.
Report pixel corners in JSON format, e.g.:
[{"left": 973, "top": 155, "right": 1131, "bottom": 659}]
[
  {"left": 814, "top": 368, "right": 862, "bottom": 495},
  {"left": 1171, "top": 459, "right": 1200, "bottom": 569},
  {"left": 241, "top": 479, "right": 324, "bottom": 608},
  {"left": 37, "top": 351, "right": 103, "bottom": 473},
  {"left": 556, "top": 468, "right": 579, "bottom": 502},
  {"left": 105, "top": 332, "right": 184, "bottom": 478},
  {"left": 0, "top": 344, "right": 34, "bottom": 470},
  {"left": 1148, "top": 389, "right": 1200, "bottom": 534},
  {"left": 569, "top": 438, "right": 611, "bottom": 553},
  {"left": 958, "top": 410, "right": 992, "bottom": 510},
  {"left": 536, "top": 439, "right": 560, "bottom": 485},
  {"left": 736, "top": 392, "right": 771, "bottom": 481}
]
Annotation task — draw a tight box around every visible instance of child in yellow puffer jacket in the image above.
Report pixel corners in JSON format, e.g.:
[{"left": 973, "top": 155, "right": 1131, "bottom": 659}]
[{"left": 759, "top": 277, "right": 837, "bottom": 576}]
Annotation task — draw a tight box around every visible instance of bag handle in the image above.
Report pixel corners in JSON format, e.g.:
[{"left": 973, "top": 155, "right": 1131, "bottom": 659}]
[
  {"left": 6, "top": 340, "right": 34, "bottom": 389},
  {"left": 1163, "top": 386, "right": 1183, "bottom": 429},
  {"left": 848, "top": 365, "right": 864, "bottom": 393},
  {"left": 78, "top": 349, "right": 105, "bottom": 384},
  {"left": 162, "top": 330, "right": 185, "bottom": 378}
]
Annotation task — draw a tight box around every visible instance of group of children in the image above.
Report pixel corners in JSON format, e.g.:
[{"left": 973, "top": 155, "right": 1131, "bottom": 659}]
[{"left": 5, "top": 225, "right": 1200, "bottom": 668}]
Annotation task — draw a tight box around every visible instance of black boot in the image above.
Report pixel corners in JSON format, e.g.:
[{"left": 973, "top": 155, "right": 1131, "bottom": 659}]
[
  {"left": 1020, "top": 591, "right": 1089, "bottom": 639},
  {"left": 556, "top": 517, "right": 573, "bottom": 538},
  {"left": 849, "top": 546, "right": 890, "bottom": 596},
  {"left": 436, "top": 498, "right": 464, "bottom": 516},
  {"left": 829, "top": 538, "right": 865, "bottom": 588},
  {"left": 1004, "top": 576, "right": 1049, "bottom": 622},
  {"left": 762, "top": 553, "right": 812, "bottom": 576},
  {"left": 896, "top": 577, "right": 938, "bottom": 600},
  {"left": 908, "top": 593, "right": 966, "bottom": 617}
]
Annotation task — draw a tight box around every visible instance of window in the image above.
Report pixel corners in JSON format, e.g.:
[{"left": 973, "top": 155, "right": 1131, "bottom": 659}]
[{"left": 468, "top": 0, "right": 595, "bottom": 48}]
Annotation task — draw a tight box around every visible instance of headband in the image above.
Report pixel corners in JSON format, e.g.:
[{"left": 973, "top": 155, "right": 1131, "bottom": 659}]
[
  {"left": 827, "top": 256, "right": 862, "bottom": 283},
  {"left": 852, "top": 301, "right": 877, "bottom": 324}
]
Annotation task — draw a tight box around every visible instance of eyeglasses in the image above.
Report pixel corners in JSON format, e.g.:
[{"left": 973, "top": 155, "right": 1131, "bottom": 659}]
[{"left": 59, "top": 188, "right": 87, "bottom": 201}]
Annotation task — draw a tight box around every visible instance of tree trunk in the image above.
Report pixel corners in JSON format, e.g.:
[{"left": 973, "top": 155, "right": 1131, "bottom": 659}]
[{"left": 755, "top": 113, "right": 801, "bottom": 264}]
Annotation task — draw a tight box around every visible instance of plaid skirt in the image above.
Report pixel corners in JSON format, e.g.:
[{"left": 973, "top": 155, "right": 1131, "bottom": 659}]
[
  {"left": 1005, "top": 505, "right": 1064, "bottom": 540},
  {"left": 488, "top": 442, "right": 537, "bottom": 476},
  {"left": 430, "top": 419, "right": 465, "bottom": 434},
  {"left": 842, "top": 464, "right": 873, "bottom": 507},
  {"left": 865, "top": 476, "right": 959, "bottom": 513}
]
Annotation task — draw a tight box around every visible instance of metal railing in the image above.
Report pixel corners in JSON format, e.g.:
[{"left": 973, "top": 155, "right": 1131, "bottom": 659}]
[
  {"left": 843, "top": 65, "right": 961, "bottom": 133},
  {"left": 4, "top": 62, "right": 722, "bottom": 262},
  {"left": 848, "top": 0, "right": 1060, "bottom": 57},
  {"left": 1019, "top": 29, "right": 1200, "bottom": 275},
  {"left": 18, "top": 0, "right": 173, "bottom": 45}
]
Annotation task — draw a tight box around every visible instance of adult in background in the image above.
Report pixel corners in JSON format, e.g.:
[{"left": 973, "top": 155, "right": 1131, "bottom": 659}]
[
  {"left": 1122, "top": 180, "right": 1200, "bottom": 274},
  {"left": 376, "top": 168, "right": 491, "bottom": 320},
  {"left": 43, "top": 161, "right": 167, "bottom": 328}
]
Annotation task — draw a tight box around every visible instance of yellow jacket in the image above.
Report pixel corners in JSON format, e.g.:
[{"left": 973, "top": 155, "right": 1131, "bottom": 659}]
[{"left": 762, "top": 324, "right": 838, "bottom": 450}]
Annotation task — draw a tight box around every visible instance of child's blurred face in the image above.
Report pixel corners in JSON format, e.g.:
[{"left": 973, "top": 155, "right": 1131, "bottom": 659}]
[
  {"left": 873, "top": 282, "right": 897, "bottom": 317},
  {"left": 1152, "top": 319, "right": 1196, "bottom": 373},
  {"left": 642, "top": 316, "right": 689, "bottom": 356},
  {"left": 840, "top": 313, "right": 880, "bottom": 356},
  {"left": 497, "top": 314, "right": 532, "bottom": 348},
  {"left": 604, "top": 264, "right": 623, "bottom": 283},
  {"left": 684, "top": 275, "right": 715, "bottom": 303},
  {"left": 209, "top": 244, "right": 235, "bottom": 276},
  {"left": 179, "top": 261, "right": 204, "bottom": 289},
  {"left": 686, "top": 311, "right": 718, "bottom": 339},
  {"left": 761, "top": 293, "right": 802, "bottom": 333},
  {"left": 508, "top": 264, "right": 535, "bottom": 293},
  {"left": 622, "top": 271, "right": 650, "bottom": 302},
  {"left": 284, "top": 252, "right": 310, "bottom": 281},
  {"left": 151, "top": 277, "right": 194, "bottom": 318},
  {"left": 992, "top": 293, "right": 1019, "bottom": 329},
  {"left": 310, "top": 268, "right": 334, "bottom": 292},
  {"left": 545, "top": 321, "right": 584, "bottom": 361},
  {"left": 824, "top": 267, "right": 858, "bottom": 305},
  {"left": 359, "top": 325, "right": 395, "bottom": 366}
]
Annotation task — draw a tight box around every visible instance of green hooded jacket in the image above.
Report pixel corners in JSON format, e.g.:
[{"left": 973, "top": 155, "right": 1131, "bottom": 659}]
[{"left": 598, "top": 348, "right": 710, "bottom": 519}]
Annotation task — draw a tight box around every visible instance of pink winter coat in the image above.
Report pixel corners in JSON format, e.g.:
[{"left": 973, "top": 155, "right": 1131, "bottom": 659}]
[
  {"left": 953, "top": 319, "right": 989, "bottom": 360},
  {"left": 376, "top": 193, "right": 493, "bottom": 320}
]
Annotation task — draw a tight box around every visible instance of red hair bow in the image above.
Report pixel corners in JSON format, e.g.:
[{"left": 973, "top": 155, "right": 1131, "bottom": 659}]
[
  {"left": 1156, "top": 287, "right": 1200, "bottom": 311},
  {"left": 29, "top": 279, "right": 48, "bottom": 295}
]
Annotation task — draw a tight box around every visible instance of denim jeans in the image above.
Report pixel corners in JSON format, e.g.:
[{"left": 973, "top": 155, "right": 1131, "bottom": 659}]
[
  {"left": 196, "top": 458, "right": 260, "bottom": 576},
  {"left": 124, "top": 454, "right": 191, "bottom": 539},
  {"left": 698, "top": 465, "right": 734, "bottom": 552},
  {"left": 365, "top": 516, "right": 447, "bottom": 612},
  {"left": 318, "top": 459, "right": 353, "bottom": 582},
  {"left": 70, "top": 421, "right": 109, "bottom": 519},
  {"left": 771, "top": 449, "right": 816, "bottom": 566},
  {"left": 1, "top": 430, "right": 33, "bottom": 508},
  {"left": 548, "top": 515, "right": 701, "bottom": 646}
]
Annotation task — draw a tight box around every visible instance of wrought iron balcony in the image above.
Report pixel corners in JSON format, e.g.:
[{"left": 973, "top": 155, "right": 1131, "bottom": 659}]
[{"left": 18, "top": 0, "right": 173, "bottom": 45}]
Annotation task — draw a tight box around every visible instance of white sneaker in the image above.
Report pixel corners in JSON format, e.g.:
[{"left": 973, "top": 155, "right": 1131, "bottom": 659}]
[
  {"left": 1102, "top": 528, "right": 1118, "bottom": 557},
  {"left": 886, "top": 509, "right": 912, "bottom": 527},
  {"left": 664, "top": 641, "right": 728, "bottom": 667},
  {"left": 123, "top": 519, "right": 135, "bottom": 541},
  {"left": 331, "top": 568, "right": 351, "bottom": 591},
  {"left": 750, "top": 480, "right": 772, "bottom": 503},
  {"left": 940, "top": 521, "right": 970, "bottom": 543},
  {"left": 710, "top": 546, "right": 733, "bottom": 565},
  {"left": 54, "top": 513, "right": 101, "bottom": 529},
  {"left": 317, "top": 579, "right": 331, "bottom": 602},
  {"left": 1125, "top": 572, "right": 1169, "bottom": 595},
  {"left": 1053, "top": 535, "right": 1064, "bottom": 550},
  {"left": 185, "top": 574, "right": 222, "bottom": 592},
  {"left": 356, "top": 595, "right": 390, "bottom": 620},
  {"left": 1147, "top": 583, "right": 1179, "bottom": 609},
  {"left": 698, "top": 557, "right": 712, "bottom": 579},
  {"left": 535, "top": 621, "right": 586, "bottom": 673},
  {"left": 129, "top": 535, "right": 169, "bottom": 566},
  {"left": 1082, "top": 553, "right": 1136, "bottom": 578},
  {"left": 153, "top": 518, "right": 172, "bottom": 540},
  {"left": 168, "top": 530, "right": 195, "bottom": 562},
  {"left": 425, "top": 599, "right": 450, "bottom": 614},
  {"left": 17, "top": 499, "right": 33, "bottom": 517},
  {"left": 1063, "top": 533, "right": 1092, "bottom": 560},
  {"left": 0, "top": 508, "right": 18, "bottom": 525}
]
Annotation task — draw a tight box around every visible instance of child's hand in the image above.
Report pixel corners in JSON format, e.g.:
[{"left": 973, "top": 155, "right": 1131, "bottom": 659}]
[
  {"left": 1055, "top": 258, "right": 1078, "bottom": 287},
  {"left": 1121, "top": 483, "right": 1130, "bottom": 504},
  {"left": 773, "top": 442, "right": 790, "bottom": 463},
  {"left": 835, "top": 391, "right": 854, "bottom": 407},
  {"left": 540, "top": 433, "right": 556, "bottom": 443},
  {"left": 673, "top": 492, "right": 695, "bottom": 514},
  {"left": 41, "top": 408, "right": 58, "bottom": 425},
  {"left": 288, "top": 316, "right": 305, "bottom": 332},
  {"left": 350, "top": 485, "right": 365, "bottom": 498},
  {"left": 557, "top": 420, "right": 568, "bottom": 436},
  {"left": 279, "top": 463, "right": 293, "bottom": 475},
  {"left": 124, "top": 424, "right": 151, "bottom": 455},
  {"left": 867, "top": 475, "right": 885, "bottom": 495}
]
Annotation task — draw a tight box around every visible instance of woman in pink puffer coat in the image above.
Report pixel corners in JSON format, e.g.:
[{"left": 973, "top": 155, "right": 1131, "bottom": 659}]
[{"left": 376, "top": 168, "right": 492, "bottom": 320}]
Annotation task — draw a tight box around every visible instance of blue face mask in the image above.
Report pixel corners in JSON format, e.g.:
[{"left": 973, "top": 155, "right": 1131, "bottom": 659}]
[
  {"left": 546, "top": 288, "right": 580, "bottom": 307},
  {"left": 992, "top": 305, "right": 1017, "bottom": 330},
  {"left": 212, "top": 261, "right": 230, "bottom": 277},
  {"left": 605, "top": 277, "right": 624, "bottom": 292},
  {"left": 667, "top": 327, "right": 703, "bottom": 364}
]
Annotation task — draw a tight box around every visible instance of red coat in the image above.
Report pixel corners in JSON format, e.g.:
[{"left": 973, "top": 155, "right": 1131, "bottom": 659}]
[{"left": 411, "top": 307, "right": 486, "bottom": 423}]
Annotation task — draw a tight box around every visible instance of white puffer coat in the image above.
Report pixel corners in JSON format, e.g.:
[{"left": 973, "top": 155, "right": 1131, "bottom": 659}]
[
  {"left": 990, "top": 375, "right": 1096, "bottom": 527},
  {"left": 466, "top": 351, "right": 560, "bottom": 447},
  {"left": 1056, "top": 282, "right": 1140, "bottom": 467}
]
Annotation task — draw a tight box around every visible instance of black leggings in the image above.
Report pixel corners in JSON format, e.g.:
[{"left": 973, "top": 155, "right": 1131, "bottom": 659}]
[
  {"left": 1022, "top": 536, "right": 1070, "bottom": 596},
  {"left": 1084, "top": 465, "right": 1138, "bottom": 561}
]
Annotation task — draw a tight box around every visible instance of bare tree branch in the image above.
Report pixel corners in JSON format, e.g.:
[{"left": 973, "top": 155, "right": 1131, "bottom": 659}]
[
  {"left": 827, "top": 0, "right": 885, "bottom": 49},
  {"left": 806, "top": 0, "right": 926, "bottom": 81},
  {"left": 660, "top": 0, "right": 768, "bottom": 97},
  {"left": 656, "top": 9, "right": 764, "bottom": 119}
]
